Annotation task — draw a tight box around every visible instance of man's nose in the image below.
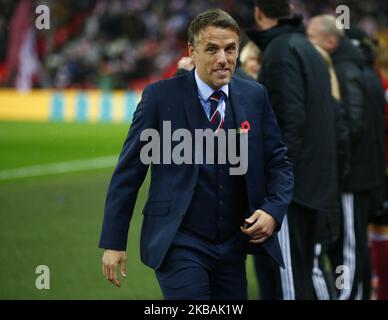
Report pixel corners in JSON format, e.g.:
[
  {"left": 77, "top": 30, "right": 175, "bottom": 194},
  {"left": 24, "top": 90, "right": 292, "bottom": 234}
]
[{"left": 216, "top": 50, "right": 227, "bottom": 65}]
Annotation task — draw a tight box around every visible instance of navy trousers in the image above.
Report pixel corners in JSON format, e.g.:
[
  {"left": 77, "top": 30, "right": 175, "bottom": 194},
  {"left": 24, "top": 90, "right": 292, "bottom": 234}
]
[{"left": 156, "top": 228, "right": 248, "bottom": 300}]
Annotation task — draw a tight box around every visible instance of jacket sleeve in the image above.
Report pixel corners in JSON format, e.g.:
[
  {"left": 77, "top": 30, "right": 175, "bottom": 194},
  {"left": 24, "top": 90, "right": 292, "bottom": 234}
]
[
  {"left": 259, "top": 87, "right": 294, "bottom": 229},
  {"left": 263, "top": 57, "right": 306, "bottom": 162},
  {"left": 99, "top": 84, "right": 158, "bottom": 250},
  {"left": 336, "top": 63, "right": 365, "bottom": 146}
]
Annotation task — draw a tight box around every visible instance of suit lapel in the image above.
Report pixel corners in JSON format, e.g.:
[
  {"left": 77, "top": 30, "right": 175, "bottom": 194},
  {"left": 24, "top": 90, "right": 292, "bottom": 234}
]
[
  {"left": 229, "top": 77, "right": 249, "bottom": 130},
  {"left": 181, "top": 70, "right": 203, "bottom": 177},
  {"left": 182, "top": 70, "right": 205, "bottom": 133},
  {"left": 229, "top": 77, "right": 257, "bottom": 201}
]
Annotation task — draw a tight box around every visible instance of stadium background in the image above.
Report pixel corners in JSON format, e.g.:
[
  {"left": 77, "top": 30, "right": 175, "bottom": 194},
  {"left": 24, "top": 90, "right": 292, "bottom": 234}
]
[{"left": 0, "top": 0, "right": 387, "bottom": 299}]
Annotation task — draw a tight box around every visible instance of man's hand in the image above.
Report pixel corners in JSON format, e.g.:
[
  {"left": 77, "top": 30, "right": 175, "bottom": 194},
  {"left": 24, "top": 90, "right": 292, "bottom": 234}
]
[
  {"left": 102, "top": 250, "right": 127, "bottom": 287},
  {"left": 240, "top": 209, "right": 278, "bottom": 244}
]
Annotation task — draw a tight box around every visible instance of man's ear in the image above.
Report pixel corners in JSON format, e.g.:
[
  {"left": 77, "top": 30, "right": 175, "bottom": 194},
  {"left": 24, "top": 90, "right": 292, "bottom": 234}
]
[
  {"left": 290, "top": 3, "right": 295, "bottom": 14},
  {"left": 254, "top": 6, "right": 262, "bottom": 23},
  {"left": 188, "top": 42, "right": 196, "bottom": 62}
]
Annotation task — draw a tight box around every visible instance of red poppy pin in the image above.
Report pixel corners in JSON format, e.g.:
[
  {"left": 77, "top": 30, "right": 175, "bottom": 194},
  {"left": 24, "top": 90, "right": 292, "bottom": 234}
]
[{"left": 238, "top": 120, "right": 251, "bottom": 134}]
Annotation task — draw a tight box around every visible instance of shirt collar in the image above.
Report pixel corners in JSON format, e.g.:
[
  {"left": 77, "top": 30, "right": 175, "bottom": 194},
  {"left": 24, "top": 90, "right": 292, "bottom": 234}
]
[{"left": 194, "top": 69, "right": 229, "bottom": 101}]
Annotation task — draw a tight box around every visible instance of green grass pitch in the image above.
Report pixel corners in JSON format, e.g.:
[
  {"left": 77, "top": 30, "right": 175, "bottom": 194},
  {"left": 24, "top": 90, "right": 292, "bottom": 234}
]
[{"left": 0, "top": 121, "right": 259, "bottom": 299}]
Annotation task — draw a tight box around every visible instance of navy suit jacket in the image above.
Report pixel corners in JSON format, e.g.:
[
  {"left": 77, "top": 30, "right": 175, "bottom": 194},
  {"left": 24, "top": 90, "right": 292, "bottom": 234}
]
[{"left": 99, "top": 70, "right": 293, "bottom": 269}]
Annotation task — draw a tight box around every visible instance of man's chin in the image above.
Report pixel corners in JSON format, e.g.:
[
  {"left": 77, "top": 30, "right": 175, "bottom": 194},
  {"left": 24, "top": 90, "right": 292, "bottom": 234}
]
[{"left": 213, "top": 77, "right": 231, "bottom": 88}]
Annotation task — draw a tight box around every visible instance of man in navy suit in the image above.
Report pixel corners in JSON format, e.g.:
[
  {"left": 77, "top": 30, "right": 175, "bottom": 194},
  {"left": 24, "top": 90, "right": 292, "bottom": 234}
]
[{"left": 99, "top": 9, "right": 293, "bottom": 300}]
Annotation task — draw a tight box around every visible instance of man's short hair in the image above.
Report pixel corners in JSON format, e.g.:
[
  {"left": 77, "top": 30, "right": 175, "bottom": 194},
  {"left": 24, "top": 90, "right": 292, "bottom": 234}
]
[
  {"left": 254, "top": 0, "right": 291, "bottom": 19},
  {"left": 188, "top": 9, "right": 240, "bottom": 46},
  {"left": 312, "top": 15, "right": 344, "bottom": 40}
]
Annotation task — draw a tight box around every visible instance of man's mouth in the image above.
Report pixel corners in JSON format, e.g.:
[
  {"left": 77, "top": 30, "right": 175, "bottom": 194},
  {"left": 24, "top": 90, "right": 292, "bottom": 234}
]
[{"left": 214, "top": 68, "right": 230, "bottom": 76}]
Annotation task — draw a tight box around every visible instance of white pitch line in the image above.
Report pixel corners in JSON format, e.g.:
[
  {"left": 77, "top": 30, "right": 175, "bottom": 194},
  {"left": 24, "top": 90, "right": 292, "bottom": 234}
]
[{"left": 0, "top": 155, "right": 118, "bottom": 181}]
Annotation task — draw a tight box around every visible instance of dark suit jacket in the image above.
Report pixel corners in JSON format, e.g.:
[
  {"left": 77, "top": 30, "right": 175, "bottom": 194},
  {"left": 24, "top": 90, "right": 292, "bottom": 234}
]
[{"left": 99, "top": 70, "right": 293, "bottom": 269}]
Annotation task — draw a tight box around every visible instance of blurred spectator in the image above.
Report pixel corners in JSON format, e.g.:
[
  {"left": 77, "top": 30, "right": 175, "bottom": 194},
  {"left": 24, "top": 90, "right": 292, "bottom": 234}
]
[
  {"left": 249, "top": 1, "right": 338, "bottom": 300},
  {"left": 235, "top": 41, "right": 261, "bottom": 81},
  {"left": 308, "top": 15, "right": 386, "bottom": 300},
  {"left": 369, "top": 46, "right": 388, "bottom": 300},
  {"left": 343, "top": 23, "right": 386, "bottom": 301}
]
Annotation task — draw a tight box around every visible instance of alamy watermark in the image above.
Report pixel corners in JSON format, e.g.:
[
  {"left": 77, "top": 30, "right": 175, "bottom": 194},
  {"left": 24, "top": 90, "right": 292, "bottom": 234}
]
[
  {"left": 35, "top": 5, "right": 50, "bottom": 30},
  {"left": 35, "top": 265, "right": 50, "bottom": 290},
  {"left": 335, "top": 265, "right": 351, "bottom": 290},
  {"left": 336, "top": 5, "right": 350, "bottom": 30},
  {"left": 139, "top": 121, "right": 249, "bottom": 175}
]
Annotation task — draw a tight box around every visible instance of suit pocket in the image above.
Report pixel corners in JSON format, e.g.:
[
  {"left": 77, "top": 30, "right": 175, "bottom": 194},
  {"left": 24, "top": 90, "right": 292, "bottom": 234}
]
[{"left": 142, "top": 201, "right": 170, "bottom": 216}]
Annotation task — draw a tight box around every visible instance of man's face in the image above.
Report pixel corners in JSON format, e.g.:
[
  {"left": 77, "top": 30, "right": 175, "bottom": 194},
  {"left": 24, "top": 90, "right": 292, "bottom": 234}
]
[
  {"left": 307, "top": 19, "right": 334, "bottom": 53},
  {"left": 189, "top": 26, "right": 239, "bottom": 89}
]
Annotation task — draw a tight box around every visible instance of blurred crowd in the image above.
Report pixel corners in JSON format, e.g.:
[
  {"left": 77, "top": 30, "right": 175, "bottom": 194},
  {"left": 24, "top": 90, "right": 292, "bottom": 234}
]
[{"left": 0, "top": 0, "right": 388, "bottom": 90}]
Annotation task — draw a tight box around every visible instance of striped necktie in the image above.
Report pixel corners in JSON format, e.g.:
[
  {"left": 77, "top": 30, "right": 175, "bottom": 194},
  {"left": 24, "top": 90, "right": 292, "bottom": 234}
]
[{"left": 209, "top": 91, "right": 224, "bottom": 133}]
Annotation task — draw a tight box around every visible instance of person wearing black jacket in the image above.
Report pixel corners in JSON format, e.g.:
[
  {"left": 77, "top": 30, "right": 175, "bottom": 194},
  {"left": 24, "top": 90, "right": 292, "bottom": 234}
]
[
  {"left": 345, "top": 27, "right": 385, "bottom": 300},
  {"left": 308, "top": 15, "right": 385, "bottom": 300},
  {"left": 248, "top": 0, "right": 338, "bottom": 299},
  {"left": 345, "top": 27, "right": 385, "bottom": 221}
]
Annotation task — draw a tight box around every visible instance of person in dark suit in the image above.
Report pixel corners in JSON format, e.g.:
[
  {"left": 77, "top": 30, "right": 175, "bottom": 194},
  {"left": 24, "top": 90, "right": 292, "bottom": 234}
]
[
  {"left": 248, "top": 1, "right": 338, "bottom": 300},
  {"left": 99, "top": 8, "right": 293, "bottom": 300}
]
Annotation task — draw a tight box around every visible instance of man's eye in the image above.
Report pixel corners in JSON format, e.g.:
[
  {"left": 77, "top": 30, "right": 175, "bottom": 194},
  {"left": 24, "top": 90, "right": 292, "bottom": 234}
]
[{"left": 206, "top": 47, "right": 216, "bottom": 53}]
